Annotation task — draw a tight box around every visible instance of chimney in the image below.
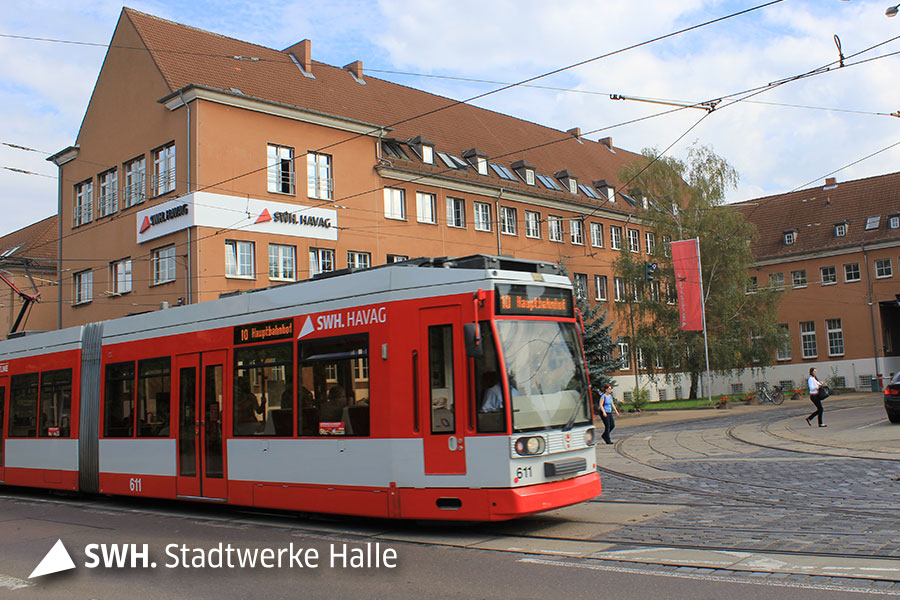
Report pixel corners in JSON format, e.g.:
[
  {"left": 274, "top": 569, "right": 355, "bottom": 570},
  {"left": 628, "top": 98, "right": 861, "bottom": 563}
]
[
  {"left": 566, "top": 127, "right": 581, "bottom": 140},
  {"left": 599, "top": 137, "right": 614, "bottom": 150},
  {"left": 285, "top": 39, "right": 313, "bottom": 77},
  {"left": 824, "top": 177, "right": 837, "bottom": 189},
  {"left": 343, "top": 60, "right": 364, "bottom": 84}
]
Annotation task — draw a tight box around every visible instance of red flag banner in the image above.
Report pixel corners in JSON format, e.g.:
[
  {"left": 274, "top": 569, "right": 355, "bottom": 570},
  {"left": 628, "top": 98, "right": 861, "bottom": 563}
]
[{"left": 671, "top": 239, "right": 704, "bottom": 331}]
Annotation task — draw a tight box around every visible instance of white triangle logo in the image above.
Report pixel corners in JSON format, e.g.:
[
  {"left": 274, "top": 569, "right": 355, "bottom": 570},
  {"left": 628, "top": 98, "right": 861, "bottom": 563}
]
[
  {"left": 29, "top": 539, "right": 76, "bottom": 579},
  {"left": 297, "top": 316, "right": 315, "bottom": 339}
]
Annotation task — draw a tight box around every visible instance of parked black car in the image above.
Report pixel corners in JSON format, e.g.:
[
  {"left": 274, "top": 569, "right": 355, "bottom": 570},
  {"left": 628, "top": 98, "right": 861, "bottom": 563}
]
[{"left": 885, "top": 372, "right": 900, "bottom": 424}]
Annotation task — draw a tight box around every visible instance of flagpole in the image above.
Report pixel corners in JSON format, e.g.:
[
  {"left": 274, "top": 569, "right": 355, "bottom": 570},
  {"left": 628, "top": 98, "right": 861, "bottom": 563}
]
[{"left": 694, "top": 237, "right": 713, "bottom": 405}]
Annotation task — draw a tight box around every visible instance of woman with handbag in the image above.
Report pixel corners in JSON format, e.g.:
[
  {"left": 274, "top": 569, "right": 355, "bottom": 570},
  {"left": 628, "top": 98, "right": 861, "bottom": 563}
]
[{"left": 805, "top": 367, "right": 827, "bottom": 427}]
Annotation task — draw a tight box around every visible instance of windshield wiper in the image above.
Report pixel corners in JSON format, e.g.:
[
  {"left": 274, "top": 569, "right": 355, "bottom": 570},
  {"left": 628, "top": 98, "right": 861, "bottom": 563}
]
[{"left": 562, "top": 396, "right": 582, "bottom": 431}]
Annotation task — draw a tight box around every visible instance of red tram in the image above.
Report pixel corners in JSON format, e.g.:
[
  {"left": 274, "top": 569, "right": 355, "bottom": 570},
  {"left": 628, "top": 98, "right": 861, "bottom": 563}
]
[{"left": 0, "top": 255, "right": 600, "bottom": 520}]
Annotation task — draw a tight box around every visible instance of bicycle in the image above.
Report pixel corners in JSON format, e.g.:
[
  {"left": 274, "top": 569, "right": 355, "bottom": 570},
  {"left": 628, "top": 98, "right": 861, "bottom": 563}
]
[{"left": 754, "top": 383, "right": 784, "bottom": 405}]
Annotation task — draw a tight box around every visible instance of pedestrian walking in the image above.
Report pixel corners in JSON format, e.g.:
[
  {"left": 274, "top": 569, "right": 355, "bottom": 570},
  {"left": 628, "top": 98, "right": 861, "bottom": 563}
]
[
  {"left": 598, "top": 383, "right": 619, "bottom": 444},
  {"left": 805, "top": 367, "right": 826, "bottom": 427}
]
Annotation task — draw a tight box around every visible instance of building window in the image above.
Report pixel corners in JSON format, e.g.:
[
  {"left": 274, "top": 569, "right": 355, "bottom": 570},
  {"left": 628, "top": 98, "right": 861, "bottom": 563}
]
[
  {"left": 74, "top": 270, "right": 92, "bottom": 305},
  {"left": 268, "top": 244, "right": 295, "bottom": 281},
  {"left": 547, "top": 216, "right": 563, "bottom": 242},
  {"left": 776, "top": 324, "right": 791, "bottom": 361},
  {"left": 645, "top": 231, "right": 655, "bottom": 255},
  {"left": 595, "top": 275, "right": 608, "bottom": 301},
  {"left": 590, "top": 222, "right": 603, "bottom": 247},
  {"left": 307, "top": 152, "right": 332, "bottom": 200},
  {"left": 152, "top": 245, "right": 176, "bottom": 285},
  {"left": 267, "top": 144, "right": 295, "bottom": 195},
  {"left": 446, "top": 197, "right": 465, "bottom": 228},
  {"left": 617, "top": 342, "right": 630, "bottom": 371},
  {"left": 123, "top": 156, "right": 146, "bottom": 208},
  {"left": 573, "top": 273, "right": 587, "bottom": 299},
  {"left": 225, "top": 240, "right": 255, "bottom": 278},
  {"left": 384, "top": 188, "right": 406, "bottom": 220},
  {"left": 309, "top": 248, "right": 335, "bottom": 276},
  {"left": 843, "top": 262, "right": 861, "bottom": 282},
  {"left": 821, "top": 265, "right": 837, "bottom": 285},
  {"left": 422, "top": 145, "right": 434, "bottom": 165},
  {"left": 570, "top": 218, "right": 584, "bottom": 245},
  {"left": 865, "top": 216, "right": 880, "bottom": 230},
  {"left": 662, "top": 234, "right": 671, "bottom": 257},
  {"left": 473, "top": 202, "right": 492, "bottom": 232},
  {"left": 500, "top": 206, "right": 517, "bottom": 235},
  {"left": 524, "top": 169, "right": 535, "bottom": 185},
  {"left": 649, "top": 280, "right": 660, "bottom": 302},
  {"left": 416, "top": 192, "right": 437, "bottom": 224},
  {"left": 387, "top": 254, "right": 408, "bottom": 263},
  {"left": 610, "top": 225, "right": 623, "bottom": 250},
  {"left": 476, "top": 157, "right": 488, "bottom": 176},
  {"left": 769, "top": 272, "right": 785, "bottom": 290},
  {"left": 347, "top": 251, "right": 371, "bottom": 270},
  {"left": 875, "top": 258, "right": 893, "bottom": 279},
  {"left": 800, "top": 321, "right": 817, "bottom": 359},
  {"left": 614, "top": 277, "right": 626, "bottom": 302},
  {"left": 889, "top": 215, "right": 899, "bottom": 229},
  {"left": 98, "top": 169, "right": 118, "bottom": 217},
  {"left": 791, "top": 270, "right": 807, "bottom": 288},
  {"left": 627, "top": 228, "right": 640, "bottom": 253},
  {"left": 152, "top": 143, "right": 176, "bottom": 196},
  {"left": 826, "top": 318, "right": 844, "bottom": 357},
  {"left": 111, "top": 259, "right": 132, "bottom": 295},
  {"left": 835, "top": 222, "right": 847, "bottom": 237},
  {"left": 525, "top": 211, "right": 541, "bottom": 238},
  {"left": 746, "top": 276, "right": 758, "bottom": 294},
  {"left": 74, "top": 180, "right": 93, "bottom": 226},
  {"left": 784, "top": 231, "right": 796, "bottom": 245}
]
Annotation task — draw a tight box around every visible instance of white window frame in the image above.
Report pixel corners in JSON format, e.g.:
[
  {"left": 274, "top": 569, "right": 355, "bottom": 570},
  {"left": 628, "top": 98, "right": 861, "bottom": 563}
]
[
  {"left": 416, "top": 192, "right": 437, "bottom": 224},
  {"left": 123, "top": 156, "right": 146, "bottom": 208},
  {"left": 835, "top": 222, "right": 847, "bottom": 237},
  {"left": 500, "top": 206, "right": 517, "bottom": 235},
  {"left": 776, "top": 324, "right": 791, "bottom": 361},
  {"left": 614, "top": 277, "right": 626, "bottom": 302},
  {"left": 446, "top": 197, "right": 466, "bottom": 228},
  {"left": 645, "top": 231, "right": 655, "bottom": 255},
  {"left": 769, "top": 272, "right": 785, "bottom": 290},
  {"left": 617, "top": 342, "right": 630, "bottom": 371},
  {"left": 746, "top": 276, "right": 758, "bottom": 294},
  {"left": 866, "top": 216, "right": 880, "bottom": 230},
  {"left": 384, "top": 188, "right": 406, "bottom": 221},
  {"left": 610, "top": 226, "right": 622, "bottom": 251},
  {"left": 309, "top": 247, "right": 335, "bottom": 276},
  {"left": 889, "top": 215, "right": 900, "bottom": 229},
  {"left": 111, "top": 258, "right": 132, "bottom": 295},
  {"left": 800, "top": 321, "right": 817, "bottom": 359},
  {"left": 225, "top": 240, "right": 255, "bottom": 279},
  {"left": 152, "top": 143, "right": 176, "bottom": 196},
  {"left": 387, "top": 254, "right": 408, "bottom": 263},
  {"left": 267, "top": 143, "right": 295, "bottom": 195},
  {"left": 473, "top": 202, "right": 492, "bottom": 232},
  {"left": 347, "top": 251, "right": 371, "bottom": 270},
  {"left": 74, "top": 180, "right": 93, "bottom": 226},
  {"left": 524, "top": 169, "right": 535, "bottom": 186},
  {"left": 476, "top": 157, "right": 488, "bottom": 176},
  {"left": 590, "top": 222, "right": 603, "bottom": 248},
  {"left": 98, "top": 169, "right": 118, "bottom": 218},
  {"left": 573, "top": 273, "right": 587, "bottom": 299},
  {"left": 268, "top": 244, "right": 296, "bottom": 281},
  {"left": 570, "top": 218, "right": 584, "bottom": 245},
  {"left": 421, "top": 145, "right": 434, "bottom": 165},
  {"left": 74, "top": 270, "right": 93, "bottom": 305},
  {"left": 595, "top": 275, "right": 607, "bottom": 301},
  {"left": 843, "top": 262, "right": 861, "bottom": 282},
  {"left": 791, "top": 270, "right": 807, "bottom": 288},
  {"left": 307, "top": 152, "right": 332, "bottom": 200},
  {"left": 627, "top": 228, "right": 640, "bottom": 253},
  {"left": 820, "top": 265, "right": 837, "bottom": 285},
  {"left": 525, "top": 210, "right": 541, "bottom": 239},
  {"left": 567, "top": 179, "right": 578, "bottom": 194},
  {"left": 784, "top": 231, "right": 796, "bottom": 245},
  {"left": 826, "top": 318, "right": 844, "bottom": 357},
  {"left": 152, "top": 245, "right": 176, "bottom": 285},
  {"left": 875, "top": 258, "right": 892, "bottom": 279},
  {"left": 548, "top": 216, "right": 563, "bottom": 242}
]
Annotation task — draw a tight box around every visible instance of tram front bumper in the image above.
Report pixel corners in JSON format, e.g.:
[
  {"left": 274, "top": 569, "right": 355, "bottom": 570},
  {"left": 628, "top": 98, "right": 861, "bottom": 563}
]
[{"left": 488, "top": 471, "right": 601, "bottom": 520}]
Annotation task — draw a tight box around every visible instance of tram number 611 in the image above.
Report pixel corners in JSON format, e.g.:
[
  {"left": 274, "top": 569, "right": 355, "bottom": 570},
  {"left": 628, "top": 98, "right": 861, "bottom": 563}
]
[
  {"left": 515, "top": 466, "right": 533, "bottom": 480},
  {"left": 129, "top": 478, "right": 143, "bottom": 493}
]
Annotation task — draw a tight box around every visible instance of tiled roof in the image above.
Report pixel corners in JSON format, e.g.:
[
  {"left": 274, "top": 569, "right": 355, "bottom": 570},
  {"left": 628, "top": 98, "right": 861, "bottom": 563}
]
[
  {"left": 123, "top": 8, "right": 645, "bottom": 214},
  {"left": 734, "top": 172, "right": 900, "bottom": 261},
  {"left": 0, "top": 215, "right": 58, "bottom": 264}
]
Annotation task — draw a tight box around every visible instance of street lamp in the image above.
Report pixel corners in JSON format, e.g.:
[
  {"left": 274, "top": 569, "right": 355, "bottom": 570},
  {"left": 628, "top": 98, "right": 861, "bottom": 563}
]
[{"left": 888, "top": 4, "right": 899, "bottom": 17}]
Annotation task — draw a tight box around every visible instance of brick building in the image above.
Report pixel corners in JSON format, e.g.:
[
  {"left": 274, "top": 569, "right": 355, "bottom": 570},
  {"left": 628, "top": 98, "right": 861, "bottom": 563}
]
[{"left": 0, "top": 216, "right": 58, "bottom": 336}]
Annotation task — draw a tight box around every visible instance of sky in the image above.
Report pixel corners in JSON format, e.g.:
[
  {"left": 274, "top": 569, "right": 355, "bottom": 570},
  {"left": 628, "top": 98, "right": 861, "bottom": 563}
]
[{"left": 1, "top": 0, "right": 899, "bottom": 238}]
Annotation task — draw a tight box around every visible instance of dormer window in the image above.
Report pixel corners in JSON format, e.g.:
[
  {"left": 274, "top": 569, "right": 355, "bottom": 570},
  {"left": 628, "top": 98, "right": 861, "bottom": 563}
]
[
  {"left": 462, "top": 148, "right": 489, "bottom": 176},
  {"left": 408, "top": 135, "right": 435, "bottom": 165},
  {"left": 594, "top": 180, "right": 615, "bottom": 202},
  {"left": 555, "top": 170, "right": 578, "bottom": 195},
  {"left": 889, "top": 214, "right": 899, "bottom": 229},
  {"left": 422, "top": 145, "right": 434, "bottom": 165},
  {"left": 511, "top": 160, "right": 536, "bottom": 186},
  {"left": 865, "top": 215, "right": 880, "bottom": 230},
  {"left": 784, "top": 230, "right": 796, "bottom": 245},
  {"left": 835, "top": 222, "right": 848, "bottom": 237}
]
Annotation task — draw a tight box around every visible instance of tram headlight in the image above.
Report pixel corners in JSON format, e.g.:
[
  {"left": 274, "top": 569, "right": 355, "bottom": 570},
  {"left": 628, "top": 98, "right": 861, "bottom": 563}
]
[
  {"left": 514, "top": 436, "right": 545, "bottom": 456},
  {"left": 584, "top": 428, "right": 596, "bottom": 446}
]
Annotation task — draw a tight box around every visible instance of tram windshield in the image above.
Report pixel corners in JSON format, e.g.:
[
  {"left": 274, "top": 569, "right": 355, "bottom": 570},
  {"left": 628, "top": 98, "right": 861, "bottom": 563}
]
[{"left": 494, "top": 320, "right": 591, "bottom": 432}]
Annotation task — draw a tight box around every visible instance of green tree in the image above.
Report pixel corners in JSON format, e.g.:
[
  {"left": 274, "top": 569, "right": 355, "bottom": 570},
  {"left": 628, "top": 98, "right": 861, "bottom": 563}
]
[{"left": 615, "top": 144, "right": 786, "bottom": 399}]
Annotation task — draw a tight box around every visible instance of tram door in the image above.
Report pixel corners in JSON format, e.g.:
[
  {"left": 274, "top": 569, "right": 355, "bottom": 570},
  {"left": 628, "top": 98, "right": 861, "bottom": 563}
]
[
  {"left": 175, "top": 351, "right": 227, "bottom": 499},
  {"left": 419, "top": 307, "right": 467, "bottom": 475},
  {"left": 0, "top": 375, "right": 6, "bottom": 482}
]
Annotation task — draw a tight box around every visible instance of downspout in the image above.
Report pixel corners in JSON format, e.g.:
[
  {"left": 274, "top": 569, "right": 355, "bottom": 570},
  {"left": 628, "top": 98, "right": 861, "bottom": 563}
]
[
  {"left": 495, "top": 189, "right": 504, "bottom": 255},
  {"left": 862, "top": 243, "right": 882, "bottom": 386},
  {"left": 57, "top": 164, "right": 63, "bottom": 329},
  {"left": 179, "top": 90, "right": 192, "bottom": 305}
]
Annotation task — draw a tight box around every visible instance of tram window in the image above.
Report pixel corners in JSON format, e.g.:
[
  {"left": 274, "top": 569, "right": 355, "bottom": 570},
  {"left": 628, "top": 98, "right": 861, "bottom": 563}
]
[
  {"left": 472, "top": 322, "right": 505, "bottom": 434},
  {"left": 428, "top": 325, "right": 455, "bottom": 434},
  {"left": 9, "top": 373, "right": 39, "bottom": 437},
  {"left": 104, "top": 362, "right": 135, "bottom": 437},
  {"left": 137, "top": 357, "right": 171, "bottom": 437},
  {"left": 298, "top": 334, "right": 369, "bottom": 437},
  {"left": 39, "top": 369, "right": 72, "bottom": 437},
  {"left": 233, "top": 343, "right": 293, "bottom": 436}
]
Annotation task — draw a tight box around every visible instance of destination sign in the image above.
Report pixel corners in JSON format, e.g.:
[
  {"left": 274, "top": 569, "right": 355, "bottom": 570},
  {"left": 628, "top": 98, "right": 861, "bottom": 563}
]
[
  {"left": 234, "top": 318, "right": 294, "bottom": 345},
  {"left": 494, "top": 284, "right": 573, "bottom": 318}
]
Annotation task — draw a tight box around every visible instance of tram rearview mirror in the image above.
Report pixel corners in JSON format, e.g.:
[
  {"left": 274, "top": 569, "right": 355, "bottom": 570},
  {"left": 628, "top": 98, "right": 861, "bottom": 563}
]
[{"left": 464, "top": 323, "right": 483, "bottom": 358}]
